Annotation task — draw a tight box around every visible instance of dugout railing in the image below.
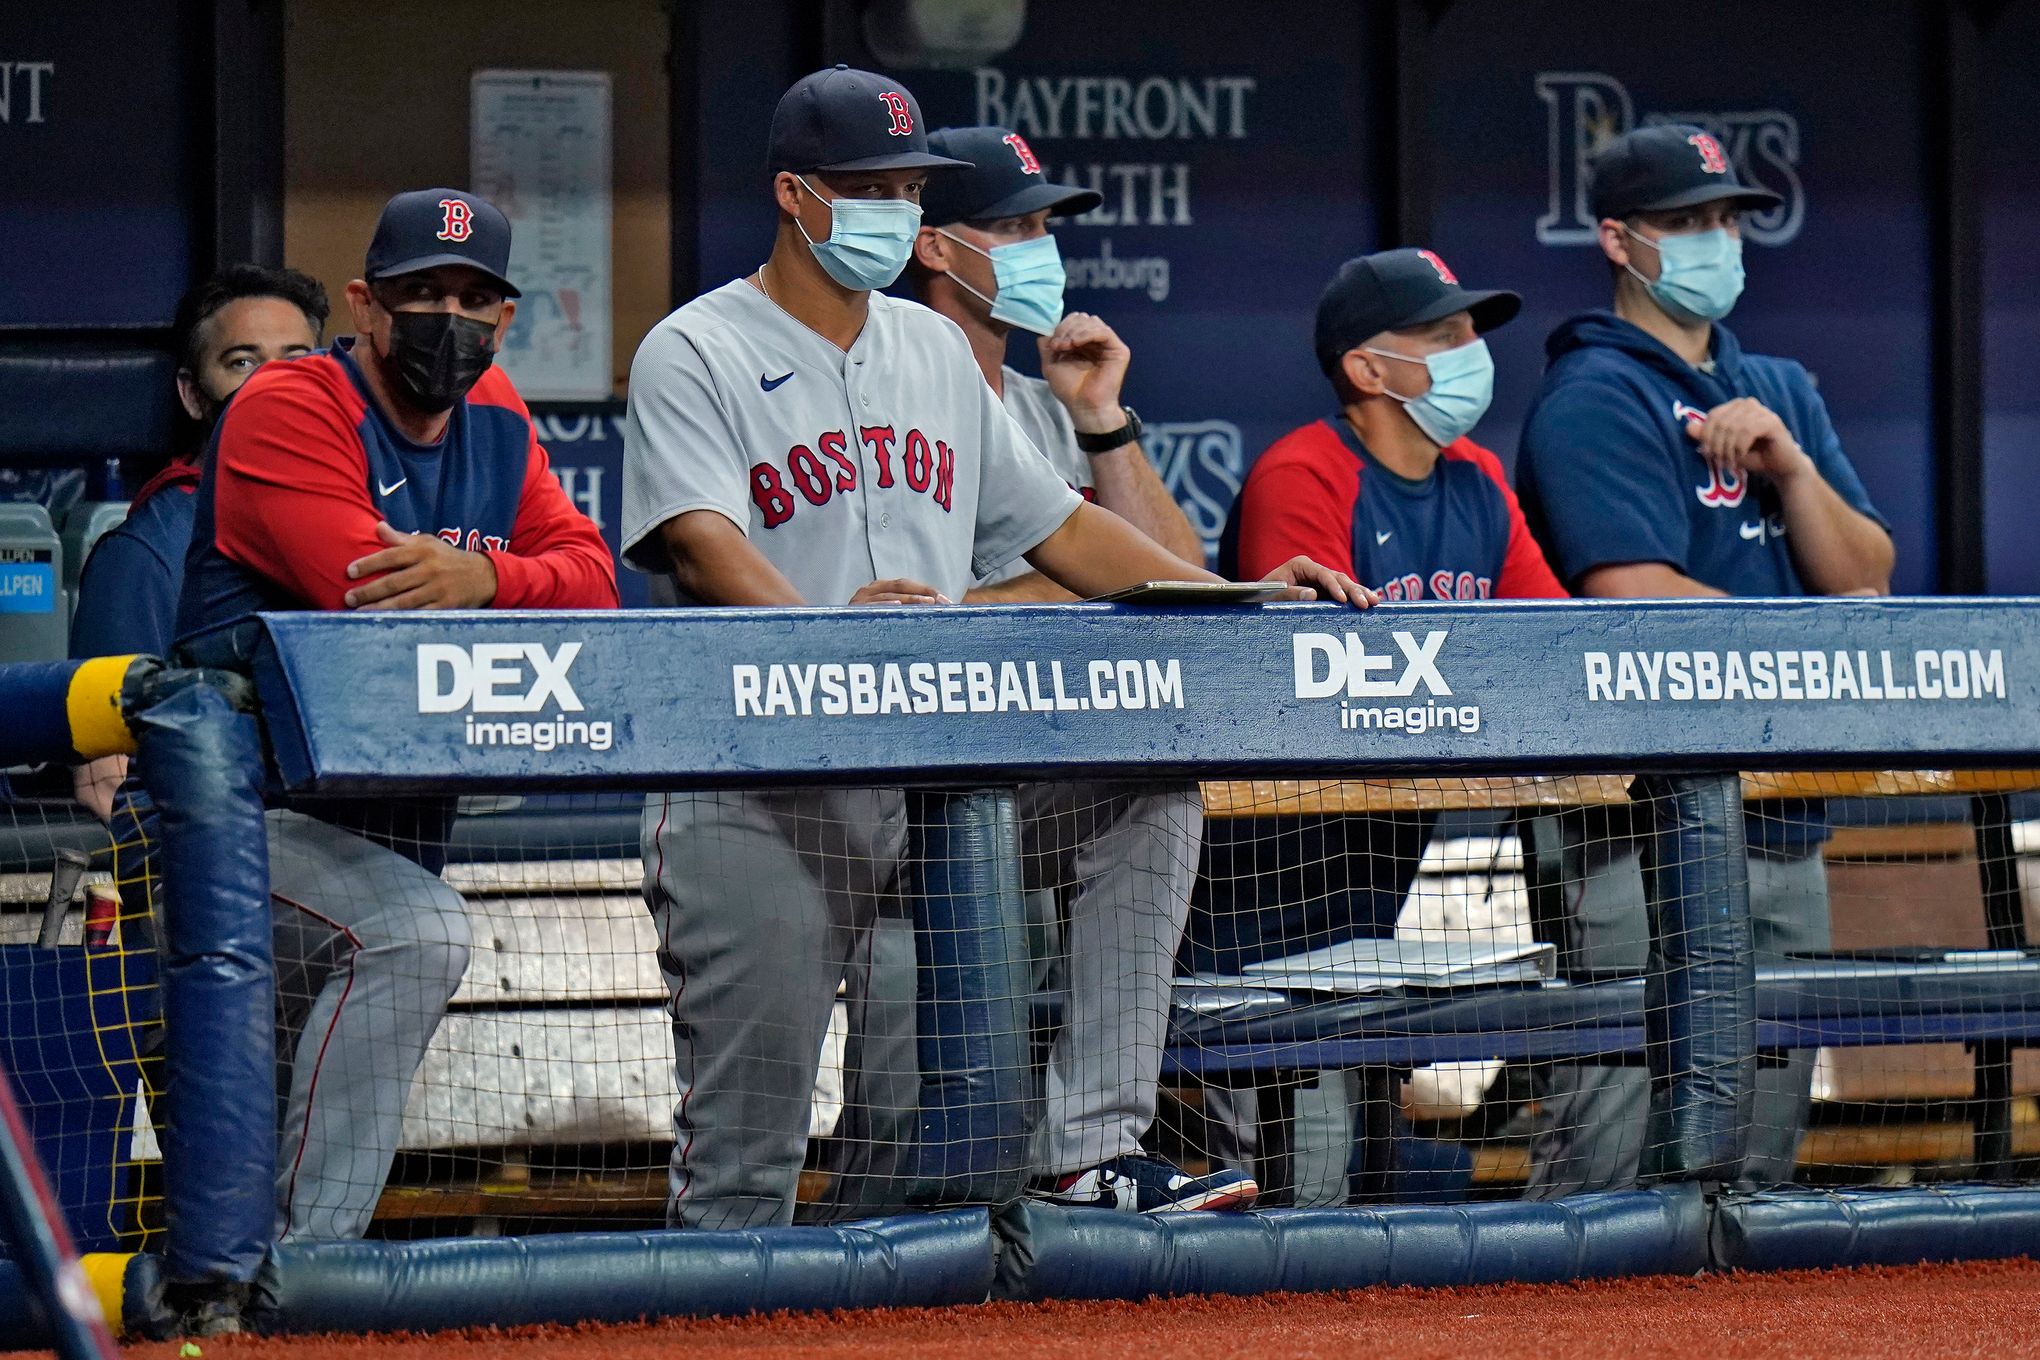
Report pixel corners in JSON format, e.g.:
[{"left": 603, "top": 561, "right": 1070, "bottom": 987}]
[{"left": 7, "top": 599, "right": 2040, "bottom": 1340}]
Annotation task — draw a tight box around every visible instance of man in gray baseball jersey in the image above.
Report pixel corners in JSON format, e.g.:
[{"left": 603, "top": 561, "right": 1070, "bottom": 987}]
[
  {"left": 903, "top": 123, "right": 1221, "bottom": 1210},
  {"left": 622, "top": 66, "right": 1368, "bottom": 1228}
]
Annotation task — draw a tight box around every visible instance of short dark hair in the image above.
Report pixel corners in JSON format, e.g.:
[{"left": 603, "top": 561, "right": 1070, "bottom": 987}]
[
  {"left": 140, "top": 265, "right": 330, "bottom": 482},
  {"left": 173, "top": 264, "right": 330, "bottom": 374},
  {"left": 1325, "top": 347, "right": 1366, "bottom": 407}
]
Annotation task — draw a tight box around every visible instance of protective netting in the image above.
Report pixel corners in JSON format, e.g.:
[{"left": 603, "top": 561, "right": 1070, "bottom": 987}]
[{"left": 5, "top": 767, "right": 2038, "bottom": 1241}]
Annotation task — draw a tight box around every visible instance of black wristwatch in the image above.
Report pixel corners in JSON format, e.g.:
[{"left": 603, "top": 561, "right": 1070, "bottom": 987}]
[{"left": 1075, "top": 405, "right": 1144, "bottom": 454}]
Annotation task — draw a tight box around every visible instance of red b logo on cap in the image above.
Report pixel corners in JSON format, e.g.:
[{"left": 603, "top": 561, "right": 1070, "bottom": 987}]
[
  {"left": 1417, "top": 249, "right": 1459, "bottom": 285},
  {"left": 1688, "top": 133, "right": 1730, "bottom": 175},
  {"left": 879, "top": 91, "right": 913, "bottom": 137},
  {"left": 437, "top": 199, "right": 474, "bottom": 242},
  {"left": 1004, "top": 133, "right": 1042, "bottom": 175}
]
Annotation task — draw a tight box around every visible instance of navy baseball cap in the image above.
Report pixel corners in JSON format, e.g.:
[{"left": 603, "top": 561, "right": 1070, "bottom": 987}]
[
  {"left": 1314, "top": 248, "right": 1520, "bottom": 375},
  {"left": 767, "top": 66, "right": 971, "bottom": 175},
  {"left": 919, "top": 126, "right": 1101, "bottom": 227},
  {"left": 1589, "top": 123, "right": 1783, "bottom": 221},
  {"left": 364, "top": 188, "right": 520, "bottom": 298}
]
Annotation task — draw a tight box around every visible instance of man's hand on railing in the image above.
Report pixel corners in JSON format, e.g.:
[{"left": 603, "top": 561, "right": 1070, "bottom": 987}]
[{"left": 1260, "top": 556, "right": 1380, "bottom": 608}]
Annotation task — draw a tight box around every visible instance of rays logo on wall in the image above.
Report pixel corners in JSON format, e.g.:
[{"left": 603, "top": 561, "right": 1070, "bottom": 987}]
[
  {"left": 1534, "top": 72, "right": 1805, "bottom": 247},
  {"left": 1148, "top": 419, "right": 1245, "bottom": 566}
]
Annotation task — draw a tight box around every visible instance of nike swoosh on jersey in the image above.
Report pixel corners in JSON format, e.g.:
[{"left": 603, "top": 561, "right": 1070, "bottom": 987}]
[
  {"left": 1375, "top": 530, "right": 1393, "bottom": 545},
  {"left": 378, "top": 477, "right": 408, "bottom": 497},
  {"left": 761, "top": 371, "right": 795, "bottom": 392}
]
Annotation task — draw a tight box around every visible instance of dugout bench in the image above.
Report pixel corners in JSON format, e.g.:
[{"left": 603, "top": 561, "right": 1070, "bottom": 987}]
[{"left": 1170, "top": 772, "right": 2040, "bottom": 1204}]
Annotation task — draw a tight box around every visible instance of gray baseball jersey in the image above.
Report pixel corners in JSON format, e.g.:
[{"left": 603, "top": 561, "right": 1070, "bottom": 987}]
[
  {"left": 621, "top": 281, "right": 1082, "bottom": 604},
  {"left": 978, "top": 367, "right": 1097, "bottom": 588},
  {"left": 624, "top": 283, "right": 1211, "bottom": 1230}
]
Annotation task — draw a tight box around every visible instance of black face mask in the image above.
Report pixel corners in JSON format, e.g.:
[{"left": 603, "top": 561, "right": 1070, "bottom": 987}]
[{"left": 379, "top": 310, "right": 498, "bottom": 413}]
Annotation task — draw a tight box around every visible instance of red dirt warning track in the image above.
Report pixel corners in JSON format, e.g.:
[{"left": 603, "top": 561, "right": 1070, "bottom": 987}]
[{"left": 66, "top": 1258, "right": 2040, "bottom": 1359}]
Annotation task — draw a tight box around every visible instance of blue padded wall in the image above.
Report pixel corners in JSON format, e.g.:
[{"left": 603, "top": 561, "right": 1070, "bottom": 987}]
[
  {"left": 0, "top": 347, "right": 177, "bottom": 468},
  {"left": 136, "top": 680, "right": 276, "bottom": 1286},
  {"left": 994, "top": 1188, "right": 1709, "bottom": 1302},
  {"left": 19, "top": 1190, "right": 2040, "bottom": 1347},
  {"left": 1711, "top": 1186, "right": 2040, "bottom": 1271},
  {"left": 248, "top": 1210, "right": 996, "bottom": 1336},
  {"left": 1636, "top": 773, "right": 1755, "bottom": 1181},
  {"left": 905, "top": 790, "right": 1034, "bottom": 1206}
]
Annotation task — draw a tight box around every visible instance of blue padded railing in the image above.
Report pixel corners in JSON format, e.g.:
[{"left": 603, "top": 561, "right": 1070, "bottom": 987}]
[{"left": 140, "top": 602, "right": 2040, "bottom": 1295}]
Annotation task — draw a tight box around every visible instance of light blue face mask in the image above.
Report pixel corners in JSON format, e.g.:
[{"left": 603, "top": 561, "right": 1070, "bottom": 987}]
[
  {"left": 1363, "top": 337, "right": 1497, "bottom": 448},
  {"left": 794, "top": 175, "right": 922, "bottom": 291},
  {"left": 1625, "top": 224, "right": 1745, "bottom": 324},
  {"left": 938, "top": 229, "right": 1067, "bottom": 336}
]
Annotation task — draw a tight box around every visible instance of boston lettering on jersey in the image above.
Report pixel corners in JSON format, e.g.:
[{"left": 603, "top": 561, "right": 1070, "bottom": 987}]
[
  {"left": 621, "top": 282, "right": 1082, "bottom": 607},
  {"left": 750, "top": 425, "right": 957, "bottom": 529},
  {"left": 440, "top": 528, "right": 511, "bottom": 552}
]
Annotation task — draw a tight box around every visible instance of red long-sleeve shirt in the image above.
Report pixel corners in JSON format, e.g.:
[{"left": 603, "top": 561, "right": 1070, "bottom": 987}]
[
  {"left": 1229, "top": 419, "right": 1566, "bottom": 601},
  {"left": 177, "top": 338, "right": 618, "bottom": 639}
]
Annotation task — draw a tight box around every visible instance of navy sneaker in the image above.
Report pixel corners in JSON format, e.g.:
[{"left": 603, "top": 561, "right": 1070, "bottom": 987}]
[{"left": 1033, "top": 1154, "right": 1258, "bottom": 1213}]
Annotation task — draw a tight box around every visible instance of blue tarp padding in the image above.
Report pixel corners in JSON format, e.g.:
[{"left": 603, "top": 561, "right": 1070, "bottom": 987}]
[
  {"left": 0, "top": 658, "right": 84, "bottom": 766},
  {"left": 905, "top": 791, "right": 1033, "bottom": 1206},
  {"left": 0, "top": 946, "right": 157, "bottom": 1256},
  {"left": 137, "top": 680, "right": 275, "bottom": 1285},
  {"left": 1163, "top": 954, "right": 2040, "bottom": 1074},
  {"left": 0, "top": 1251, "right": 154, "bottom": 1349},
  {"left": 0, "top": 1262, "right": 38, "bottom": 1344},
  {"left": 247, "top": 1209, "right": 995, "bottom": 1335},
  {"left": 993, "top": 1187, "right": 1710, "bottom": 1302},
  {"left": 17, "top": 1189, "right": 2040, "bottom": 1346},
  {"left": 1711, "top": 1186, "right": 2040, "bottom": 1270}
]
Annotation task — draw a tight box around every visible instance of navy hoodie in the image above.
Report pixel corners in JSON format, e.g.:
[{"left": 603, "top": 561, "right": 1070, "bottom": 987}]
[
  {"left": 1517, "top": 311, "right": 1889, "bottom": 854},
  {"left": 1517, "top": 311, "right": 1885, "bottom": 595}
]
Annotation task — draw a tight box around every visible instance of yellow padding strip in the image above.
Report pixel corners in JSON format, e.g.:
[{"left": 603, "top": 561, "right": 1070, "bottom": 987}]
[
  {"left": 66, "top": 655, "right": 140, "bottom": 758},
  {"left": 79, "top": 1252, "right": 131, "bottom": 1339}
]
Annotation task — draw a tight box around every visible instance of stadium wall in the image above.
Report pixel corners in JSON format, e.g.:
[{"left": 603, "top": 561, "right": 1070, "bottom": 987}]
[{"left": 5, "top": 2, "right": 2039, "bottom": 588}]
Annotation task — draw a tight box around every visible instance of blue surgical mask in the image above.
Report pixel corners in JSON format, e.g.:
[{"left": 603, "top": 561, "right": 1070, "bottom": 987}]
[
  {"left": 938, "top": 229, "right": 1067, "bottom": 335},
  {"left": 794, "top": 175, "right": 922, "bottom": 291},
  {"left": 1363, "top": 337, "right": 1496, "bottom": 448},
  {"left": 1625, "top": 225, "right": 1745, "bottom": 324}
]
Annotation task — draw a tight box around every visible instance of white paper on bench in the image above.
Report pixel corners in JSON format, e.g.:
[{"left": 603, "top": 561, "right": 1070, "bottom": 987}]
[{"left": 1176, "top": 937, "right": 1557, "bottom": 995}]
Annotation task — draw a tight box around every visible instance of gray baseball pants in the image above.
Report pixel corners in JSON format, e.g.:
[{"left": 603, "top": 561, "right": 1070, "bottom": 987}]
[
  {"left": 643, "top": 782, "right": 1200, "bottom": 1230},
  {"left": 1524, "top": 817, "right": 1830, "bottom": 1198},
  {"left": 266, "top": 810, "right": 471, "bottom": 1240}
]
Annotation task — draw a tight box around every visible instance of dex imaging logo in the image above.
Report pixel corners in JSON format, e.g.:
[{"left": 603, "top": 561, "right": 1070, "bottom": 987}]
[
  {"left": 1291, "top": 630, "right": 1482, "bottom": 735},
  {"left": 416, "top": 642, "right": 614, "bottom": 754},
  {"left": 1534, "top": 72, "right": 1804, "bottom": 246}
]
